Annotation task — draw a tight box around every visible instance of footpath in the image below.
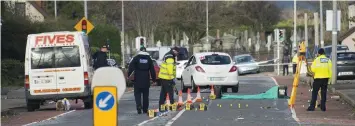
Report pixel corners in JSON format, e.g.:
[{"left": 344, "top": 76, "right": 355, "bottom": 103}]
[{"left": 273, "top": 76, "right": 355, "bottom": 125}]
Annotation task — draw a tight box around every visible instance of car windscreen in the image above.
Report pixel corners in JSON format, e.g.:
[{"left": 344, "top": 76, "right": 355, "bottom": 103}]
[
  {"left": 337, "top": 53, "right": 355, "bottom": 61},
  {"left": 200, "top": 54, "right": 231, "bottom": 65},
  {"left": 147, "top": 51, "right": 159, "bottom": 60},
  {"left": 31, "top": 46, "right": 81, "bottom": 69},
  {"left": 325, "top": 46, "right": 349, "bottom": 57},
  {"left": 234, "top": 55, "right": 253, "bottom": 63}
]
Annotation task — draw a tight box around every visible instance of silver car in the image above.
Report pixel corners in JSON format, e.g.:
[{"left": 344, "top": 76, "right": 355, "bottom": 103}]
[{"left": 233, "top": 54, "right": 260, "bottom": 75}]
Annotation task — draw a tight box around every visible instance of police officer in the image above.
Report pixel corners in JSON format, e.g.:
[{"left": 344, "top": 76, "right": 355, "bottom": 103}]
[
  {"left": 292, "top": 50, "right": 299, "bottom": 74},
  {"left": 128, "top": 47, "right": 156, "bottom": 114},
  {"left": 158, "top": 47, "right": 179, "bottom": 111},
  {"left": 307, "top": 48, "right": 332, "bottom": 111},
  {"left": 282, "top": 52, "right": 290, "bottom": 76},
  {"left": 92, "top": 45, "right": 109, "bottom": 70}
]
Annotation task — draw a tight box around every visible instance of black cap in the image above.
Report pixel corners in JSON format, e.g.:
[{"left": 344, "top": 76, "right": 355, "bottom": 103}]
[
  {"left": 140, "top": 47, "right": 146, "bottom": 52},
  {"left": 318, "top": 48, "right": 325, "bottom": 55}
]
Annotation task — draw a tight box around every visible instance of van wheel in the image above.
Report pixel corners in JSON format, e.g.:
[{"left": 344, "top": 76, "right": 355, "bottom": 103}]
[
  {"left": 27, "top": 100, "right": 40, "bottom": 112},
  {"left": 84, "top": 101, "right": 93, "bottom": 109}
]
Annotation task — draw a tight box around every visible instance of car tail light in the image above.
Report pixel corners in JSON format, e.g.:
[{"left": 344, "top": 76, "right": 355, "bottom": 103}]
[
  {"left": 195, "top": 66, "right": 205, "bottom": 73},
  {"left": 229, "top": 66, "right": 237, "bottom": 72},
  {"left": 25, "top": 75, "right": 30, "bottom": 89},
  {"left": 84, "top": 72, "right": 89, "bottom": 85}
]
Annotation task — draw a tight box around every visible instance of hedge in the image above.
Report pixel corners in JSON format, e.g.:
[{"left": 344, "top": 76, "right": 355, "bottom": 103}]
[{"left": 1, "top": 59, "right": 24, "bottom": 87}]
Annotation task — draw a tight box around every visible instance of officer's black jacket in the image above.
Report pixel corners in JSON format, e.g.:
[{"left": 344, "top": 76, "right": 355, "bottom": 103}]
[
  {"left": 128, "top": 52, "right": 156, "bottom": 88},
  {"left": 92, "top": 51, "right": 109, "bottom": 69}
]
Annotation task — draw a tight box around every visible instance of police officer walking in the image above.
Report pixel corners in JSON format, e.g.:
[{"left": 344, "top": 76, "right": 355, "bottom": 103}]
[
  {"left": 158, "top": 47, "right": 179, "bottom": 111},
  {"left": 282, "top": 52, "right": 290, "bottom": 76},
  {"left": 307, "top": 48, "right": 332, "bottom": 111},
  {"left": 128, "top": 47, "right": 156, "bottom": 114},
  {"left": 92, "top": 45, "right": 109, "bottom": 70}
]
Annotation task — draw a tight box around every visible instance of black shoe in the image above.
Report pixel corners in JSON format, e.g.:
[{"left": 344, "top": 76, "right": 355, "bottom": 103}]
[
  {"left": 143, "top": 110, "right": 148, "bottom": 114},
  {"left": 137, "top": 110, "right": 142, "bottom": 114},
  {"left": 320, "top": 107, "right": 326, "bottom": 111},
  {"left": 307, "top": 108, "right": 315, "bottom": 111}
]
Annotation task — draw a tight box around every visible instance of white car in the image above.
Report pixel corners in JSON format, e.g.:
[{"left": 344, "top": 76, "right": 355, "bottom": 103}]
[
  {"left": 180, "top": 52, "right": 239, "bottom": 98},
  {"left": 176, "top": 60, "right": 188, "bottom": 80}
]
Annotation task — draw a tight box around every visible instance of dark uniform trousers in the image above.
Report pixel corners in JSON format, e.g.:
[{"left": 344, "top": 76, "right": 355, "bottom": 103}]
[
  {"left": 292, "top": 64, "right": 297, "bottom": 74},
  {"left": 309, "top": 78, "right": 328, "bottom": 110},
  {"left": 159, "top": 79, "right": 174, "bottom": 111},
  {"left": 134, "top": 86, "right": 150, "bottom": 112},
  {"left": 283, "top": 65, "right": 289, "bottom": 76}
]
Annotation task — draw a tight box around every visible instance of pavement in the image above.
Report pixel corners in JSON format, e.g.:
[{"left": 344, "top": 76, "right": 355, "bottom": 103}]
[
  {"left": 1, "top": 73, "right": 354, "bottom": 126},
  {"left": 273, "top": 76, "right": 355, "bottom": 125}
]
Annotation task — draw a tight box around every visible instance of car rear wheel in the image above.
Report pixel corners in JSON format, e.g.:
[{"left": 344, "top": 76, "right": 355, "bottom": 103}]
[
  {"left": 27, "top": 100, "right": 40, "bottom": 112},
  {"left": 181, "top": 77, "right": 187, "bottom": 93},
  {"left": 214, "top": 85, "right": 222, "bottom": 99},
  {"left": 222, "top": 87, "right": 228, "bottom": 93},
  {"left": 232, "top": 84, "right": 239, "bottom": 93}
]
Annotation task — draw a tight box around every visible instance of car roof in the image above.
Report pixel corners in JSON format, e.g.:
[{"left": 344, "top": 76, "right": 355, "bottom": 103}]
[
  {"left": 194, "top": 52, "right": 230, "bottom": 57},
  {"left": 234, "top": 54, "right": 252, "bottom": 57},
  {"left": 324, "top": 45, "right": 348, "bottom": 48}
]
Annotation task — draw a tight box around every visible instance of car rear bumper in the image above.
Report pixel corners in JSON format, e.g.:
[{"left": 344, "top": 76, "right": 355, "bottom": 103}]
[
  {"left": 337, "top": 66, "right": 355, "bottom": 80},
  {"left": 193, "top": 72, "right": 239, "bottom": 86},
  {"left": 25, "top": 86, "right": 91, "bottom": 100}
]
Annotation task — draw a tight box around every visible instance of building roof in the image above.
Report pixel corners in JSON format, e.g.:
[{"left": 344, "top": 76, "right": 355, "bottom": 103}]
[
  {"left": 28, "top": 1, "right": 49, "bottom": 18},
  {"left": 339, "top": 27, "right": 355, "bottom": 41}
]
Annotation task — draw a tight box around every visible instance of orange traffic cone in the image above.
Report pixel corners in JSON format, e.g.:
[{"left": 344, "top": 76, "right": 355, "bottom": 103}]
[
  {"left": 165, "top": 93, "right": 171, "bottom": 105},
  {"left": 186, "top": 88, "right": 192, "bottom": 103},
  {"left": 196, "top": 86, "right": 202, "bottom": 102},
  {"left": 209, "top": 85, "right": 216, "bottom": 100},
  {"left": 178, "top": 90, "right": 184, "bottom": 106}
]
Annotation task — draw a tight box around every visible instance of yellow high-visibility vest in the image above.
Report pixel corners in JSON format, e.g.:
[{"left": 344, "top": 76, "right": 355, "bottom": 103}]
[
  {"left": 292, "top": 54, "right": 299, "bottom": 63},
  {"left": 158, "top": 58, "right": 176, "bottom": 80},
  {"left": 311, "top": 55, "right": 332, "bottom": 79}
]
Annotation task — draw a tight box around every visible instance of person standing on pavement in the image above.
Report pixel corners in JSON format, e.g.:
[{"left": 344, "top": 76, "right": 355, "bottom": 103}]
[
  {"left": 92, "top": 45, "right": 109, "bottom": 70},
  {"left": 292, "top": 50, "right": 299, "bottom": 74},
  {"left": 128, "top": 47, "right": 156, "bottom": 114},
  {"left": 307, "top": 48, "right": 332, "bottom": 111},
  {"left": 158, "top": 47, "right": 179, "bottom": 112},
  {"left": 282, "top": 52, "right": 290, "bottom": 76}
]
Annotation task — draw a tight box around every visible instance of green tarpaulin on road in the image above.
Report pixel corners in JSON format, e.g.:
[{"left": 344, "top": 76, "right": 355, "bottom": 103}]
[{"left": 221, "top": 86, "right": 279, "bottom": 100}]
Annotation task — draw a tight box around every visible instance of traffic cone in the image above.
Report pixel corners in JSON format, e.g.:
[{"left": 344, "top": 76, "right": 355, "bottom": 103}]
[
  {"left": 165, "top": 93, "right": 171, "bottom": 106},
  {"left": 209, "top": 85, "right": 216, "bottom": 100},
  {"left": 186, "top": 88, "right": 192, "bottom": 103},
  {"left": 178, "top": 90, "right": 184, "bottom": 106},
  {"left": 196, "top": 86, "right": 202, "bottom": 102}
]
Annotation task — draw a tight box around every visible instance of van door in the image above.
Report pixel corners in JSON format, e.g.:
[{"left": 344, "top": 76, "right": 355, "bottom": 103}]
[
  {"left": 29, "top": 47, "right": 59, "bottom": 95},
  {"left": 55, "top": 46, "right": 85, "bottom": 94}
]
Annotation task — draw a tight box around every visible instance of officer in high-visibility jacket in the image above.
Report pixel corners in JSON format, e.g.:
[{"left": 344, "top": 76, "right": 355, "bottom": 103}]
[
  {"left": 307, "top": 48, "right": 332, "bottom": 111},
  {"left": 158, "top": 47, "right": 179, "bottom": 111},
  {"left": 292, "top": 51, "right": 299, "bottom": 74}
]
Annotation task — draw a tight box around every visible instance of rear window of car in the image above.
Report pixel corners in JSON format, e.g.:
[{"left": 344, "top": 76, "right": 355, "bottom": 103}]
[
  {"left": 147, "top": 51, "right": 159, "bottom": 60},
  {"left": 199, "top": 54, "right": 231, "bottom": 65},
  {"left": 31, "top": 46, "right": 81, "bottom": 69},
  {"left": 337, "top": 53, "right": 355, "bottom": 61}
]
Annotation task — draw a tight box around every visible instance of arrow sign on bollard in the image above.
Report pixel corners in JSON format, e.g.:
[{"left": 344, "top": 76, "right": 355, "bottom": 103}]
[{"left": 92, "top": 67, "right": 126, "bottom": 126}]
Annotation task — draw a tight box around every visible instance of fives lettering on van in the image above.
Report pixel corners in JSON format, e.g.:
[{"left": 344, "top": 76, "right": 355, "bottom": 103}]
[{"left": 35, "top": 34, "right": 74, "bottom": 46}]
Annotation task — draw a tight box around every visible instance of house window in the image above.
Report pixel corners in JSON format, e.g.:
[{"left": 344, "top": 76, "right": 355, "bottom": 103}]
[{"left": 15, "top": 2, "right": 25, "bottom": 17}]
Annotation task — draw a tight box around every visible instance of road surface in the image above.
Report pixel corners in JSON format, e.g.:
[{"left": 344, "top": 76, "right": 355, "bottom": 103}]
[{"left": 8, "top": 76, "right": 299, "bottom": 126}]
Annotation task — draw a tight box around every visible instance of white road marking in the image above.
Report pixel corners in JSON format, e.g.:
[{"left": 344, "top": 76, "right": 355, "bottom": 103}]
[
  {"left": 23, "top": 110, "right": 76, "bottom": 126},
  {"left": 271, "top": 77, "right": 300, "bottom": 123},
  {"left": 137, "top": 89, "right": 207, "bottom": 126},
  {"left": 165, "top": 89, "right": 208, "bottom": 126}
]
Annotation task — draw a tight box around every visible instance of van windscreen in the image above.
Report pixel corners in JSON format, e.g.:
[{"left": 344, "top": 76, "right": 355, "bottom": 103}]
[{"left": 31, "top": 46, "right": 81, "bottom": 69}]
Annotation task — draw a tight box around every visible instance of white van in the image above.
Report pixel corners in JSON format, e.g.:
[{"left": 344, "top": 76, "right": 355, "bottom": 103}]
[{"left": 24, "top": 31, "right": 94, "bottom": 111}]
